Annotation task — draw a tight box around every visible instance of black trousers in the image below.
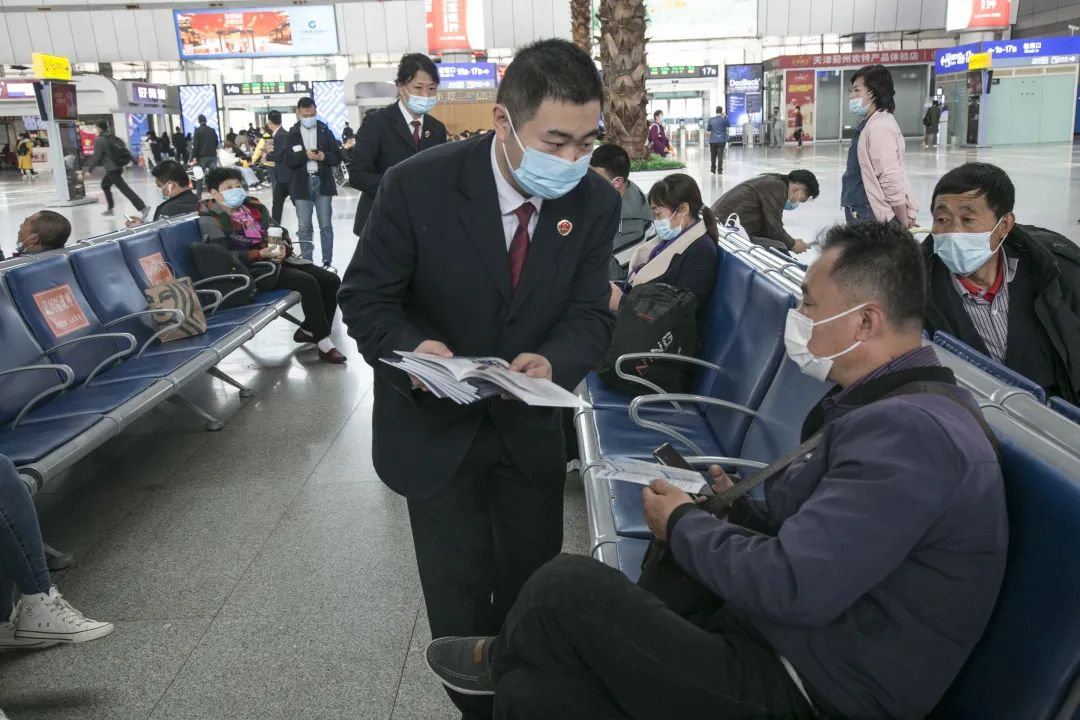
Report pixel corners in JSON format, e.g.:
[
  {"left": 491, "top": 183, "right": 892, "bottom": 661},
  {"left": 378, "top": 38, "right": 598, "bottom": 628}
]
[
  {"left": 489, "top": 555, "right": 817, "bottom": 720},
  {"left": 273, "top": 263, "right": 340, "bottom": 340},
  {"left": 710, "top": 143, "right": 726, "bottom": 172},
  {"left": 408, "top": 417, "right": 565, "bottom": 717},
  {"left": 271, "top": 181, "right": 291, "bottom": 224},
  {"left": 101, "top": 169, "right": 146, "bottom": 211}
]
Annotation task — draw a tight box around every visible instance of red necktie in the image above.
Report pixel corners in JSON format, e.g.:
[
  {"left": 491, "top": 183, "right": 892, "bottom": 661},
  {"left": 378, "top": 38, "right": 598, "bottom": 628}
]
[
  {"left": 411, "top": 120, "right": 421, "bottom": 148},
  {"left": 508, "top": 203, "right": 535, "bottom": 291}
]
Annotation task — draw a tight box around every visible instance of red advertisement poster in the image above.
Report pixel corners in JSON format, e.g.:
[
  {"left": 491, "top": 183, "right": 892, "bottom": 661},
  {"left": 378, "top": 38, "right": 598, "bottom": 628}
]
[
  {"left": 33, "top": 285, "right": 91, "bottom": 339},
  {"left": 138, "top": 253, "right": 175, "bottom": 287},
  {"left": 947, "top": 0, "right": 1010, "bottom": 32},
  {"left": 174, "top": 7, "right": 337, "bottom": 59},
  {"left": 785, "top": 70, "right": 815, "bottom": 143},
  {"left": 49, "top": 83, "right": 78, "bottom": 121},
  {"left": 426, "top": 0, "right": 483, "bottom": 53},
  {"left": 79, "top": 128, "right": 97, "bottom": 156}
]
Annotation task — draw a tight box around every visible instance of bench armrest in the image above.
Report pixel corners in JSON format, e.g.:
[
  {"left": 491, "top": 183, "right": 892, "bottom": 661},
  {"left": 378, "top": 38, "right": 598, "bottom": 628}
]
[
  {"left": 44, "top": 332, "right": 138, "bottom": 385},
  {"left": 249, "top": 261, "right": 278, "bottom": 286},
  {"left": 0, "top": 364, "right": 76, "bottom": 428},
  {"left": 193, "top": 273, "right": 253, "bottom": 309},
  {"left": 628, "top": 394, "right": 757, "bottom": 456},
  {"left": 196, "top": 288, "right": 224, "bottom": 314},
  {"left": 615, "top": 352, "right": 727, "bottom": 412},
  {"left": 105, "top": 309, "right": 186, "bottom": 358},
  {"left": 684, "top": 455, "right": 769, "bottom": 471}
]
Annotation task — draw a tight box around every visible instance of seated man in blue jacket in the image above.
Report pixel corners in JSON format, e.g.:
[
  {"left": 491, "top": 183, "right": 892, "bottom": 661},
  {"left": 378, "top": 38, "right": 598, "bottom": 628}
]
[{"left": 423, "top": 221, "right": 1008, "bottom": 720}]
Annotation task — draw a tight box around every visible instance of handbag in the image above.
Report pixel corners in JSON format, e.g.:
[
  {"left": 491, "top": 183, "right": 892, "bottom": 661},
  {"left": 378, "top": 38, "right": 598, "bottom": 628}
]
[
  {"left": 597, "top": 283, "right": 697, "bottom": 395},
  {"left": 637, "top": 381, "right": 1000, "bottom": 619},
  {"left": 143, "top": 276, "right": 207, "bottom": 342}
]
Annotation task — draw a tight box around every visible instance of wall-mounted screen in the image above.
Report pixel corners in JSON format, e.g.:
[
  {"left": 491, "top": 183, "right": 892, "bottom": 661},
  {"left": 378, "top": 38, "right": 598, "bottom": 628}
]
[
  {"left": 946, "top": 0, "right": 1011, "bottom": 32},
  {"left": 726, "top": 64, "right": 763, "bottom": 128},
  {"left": 174, "top": 6, "right": 338, "bottom": 59}
]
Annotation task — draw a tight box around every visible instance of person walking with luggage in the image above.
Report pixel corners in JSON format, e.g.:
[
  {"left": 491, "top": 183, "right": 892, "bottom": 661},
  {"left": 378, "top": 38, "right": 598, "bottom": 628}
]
[
  {"left": 16, "top": 132, "right": 35, "bottom": 178},
  {"left": 706, "top": 107, "right": 730, "bottom": 175},
  {"left": 83, "top": 120, "right": 148, "bottom": 219},
  {"left": 923, "top": 100, "right": 941, "bottom": 148}
]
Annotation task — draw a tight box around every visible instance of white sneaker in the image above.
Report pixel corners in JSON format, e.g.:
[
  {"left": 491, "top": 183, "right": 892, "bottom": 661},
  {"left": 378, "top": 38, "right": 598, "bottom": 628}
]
[
  {"left": 14, "top": 587, "right": 114, "bottom": 644},
  {"left": 0, "top": 604, "right": 58, "bottom": 650}
]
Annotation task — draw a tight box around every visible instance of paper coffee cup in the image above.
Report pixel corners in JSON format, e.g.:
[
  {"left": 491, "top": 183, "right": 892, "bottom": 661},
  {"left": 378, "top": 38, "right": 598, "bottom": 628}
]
[{"left": 267, "top": 227, "right": 284, "bottom": 244}]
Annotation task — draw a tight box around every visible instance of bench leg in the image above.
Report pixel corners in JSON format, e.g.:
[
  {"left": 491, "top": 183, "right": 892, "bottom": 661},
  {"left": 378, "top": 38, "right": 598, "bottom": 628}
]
[
  {"left": 280, "top": 312, "right": 303, "bottom": 327},
  {"left": 168, "top": 395, "right": 225, "bottom": 431},
  {"left": 43, "top": 542, "right": 75, "bottom": 571},
  {"left": 207, "top": 367, "right": 255, "bottom": 398}
]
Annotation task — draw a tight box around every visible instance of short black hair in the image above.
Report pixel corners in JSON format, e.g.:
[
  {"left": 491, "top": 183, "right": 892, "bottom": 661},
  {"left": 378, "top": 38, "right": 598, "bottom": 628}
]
[
  {"left": 851, "top": 64, "right": 896, "bottom": 113},
  {"left": 590, "top": 142, "right": 631, "bottom": 180},
  {"left": 931, "top": 162, "right": 1015, "bottom": 219},
  {"left": 715, "top": 106, "right": 723, "bottom": 114},
  {"left": 397, "top": 53, "right": 439, "bottom": 86},
  {"left": 205, "top": 166, "right": 243, "bottom": 192},
  {"left": 497, "top": 39, "right": 603, "bottom": 124},
  {"left": 267, "top": 110, "right": 282, "bottom": 125},
  {"left": 653, "top": 110, "right": 663, "bottom": 119},
  {"left": 788, "top": 169, "right": 820, "bottom": 199},
  {"left": 95, "top": 120, "right": 108, "bottom": 133},
  {"left": 29, "top": 210, "right": 71, "bottom": 250},
  {"left": 297, "top": 96, "right": 316, "bottom": 110},
  {"left": 151, "top": 160, "right": 190, "bottom": 187},
  {"left": 932, "top": 100, "right": 940, "bottom": 105},
  {"left": 819, "top": 222, "right": 925, "bottom": 331},
  {"left": 197, "top": 114, "right": 207, "bottom": 124}
]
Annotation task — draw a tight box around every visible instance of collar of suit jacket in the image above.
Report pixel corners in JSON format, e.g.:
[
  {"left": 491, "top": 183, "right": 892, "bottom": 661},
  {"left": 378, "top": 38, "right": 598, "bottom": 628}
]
[{"left": 628, "top": 220, "right": 709, "bottom": 287}]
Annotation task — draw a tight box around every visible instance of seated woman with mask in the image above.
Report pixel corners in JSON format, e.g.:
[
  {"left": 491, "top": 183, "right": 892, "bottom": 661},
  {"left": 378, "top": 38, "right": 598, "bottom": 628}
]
[
  {"left": 609, "top": 173, "right": 719, "bottom": 327},
  {"left": 199, "top": 167, "right": 346, "bottom": 364}
]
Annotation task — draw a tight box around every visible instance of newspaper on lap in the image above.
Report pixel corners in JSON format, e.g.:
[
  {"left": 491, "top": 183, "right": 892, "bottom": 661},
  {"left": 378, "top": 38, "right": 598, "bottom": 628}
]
[{"left": 382, "top": 352, "right": 589, "bottom": 408}]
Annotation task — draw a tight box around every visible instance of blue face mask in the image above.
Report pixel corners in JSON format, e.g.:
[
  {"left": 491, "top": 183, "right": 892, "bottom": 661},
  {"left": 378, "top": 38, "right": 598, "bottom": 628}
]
[
  {"left": 784, "top": 201, "right": 799, "bottom": 211},
  {"left": 502, "top": 111, "right": 592, "bottom": 200},
  {"left": 300, "top": 116, "right": 318, "bottom": 130},
  {"left": 849, "top": 97, "right": 869, "bottom": 117},
  {"left": 934, "top": 217, "right": 1005, "bottom": 276},
  {"left": 406, "top": 92, "right": 438, "bottom": 115},
  {"left": 653, "top": 212, "right": 683, "bottom": 242},
  {"left": 220, "top": 187, "right": 247, "bottom": 209}
]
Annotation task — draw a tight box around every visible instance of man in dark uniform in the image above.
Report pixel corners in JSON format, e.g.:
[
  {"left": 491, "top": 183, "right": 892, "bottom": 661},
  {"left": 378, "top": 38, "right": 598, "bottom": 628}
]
[{"left": 338, "top": 38, "right": 618, "bottom": 718}]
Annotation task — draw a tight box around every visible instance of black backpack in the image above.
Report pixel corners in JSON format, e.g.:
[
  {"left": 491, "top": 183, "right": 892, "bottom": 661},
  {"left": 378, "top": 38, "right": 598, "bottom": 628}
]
[
  {"left": 189, "top": 244, "right": 258, "bottom": 308},
  {"left": 105, "top": 134, "right": 133, "bottom": 166},
  {"left": 598, "top": 283, "right": 698, "bottom": 395}
]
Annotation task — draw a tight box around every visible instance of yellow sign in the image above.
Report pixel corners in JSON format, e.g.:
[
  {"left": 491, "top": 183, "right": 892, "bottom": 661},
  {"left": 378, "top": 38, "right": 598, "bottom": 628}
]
[
  {"left": 968, "top": 52, "right": 992, "bottom": 71},
  {"left": 31, "top": 52, "right": 72, "bottom": 81}
]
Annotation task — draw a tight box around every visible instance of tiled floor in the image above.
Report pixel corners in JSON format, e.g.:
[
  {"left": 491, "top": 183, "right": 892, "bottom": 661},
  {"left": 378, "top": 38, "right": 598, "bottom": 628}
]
[{"left": 0, "top": 137, "right": 1077, "bottom": 719}]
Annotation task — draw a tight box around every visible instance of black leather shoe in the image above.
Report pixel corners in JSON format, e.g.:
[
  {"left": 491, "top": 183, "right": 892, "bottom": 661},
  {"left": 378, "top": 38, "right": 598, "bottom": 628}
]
[
  {"left": 424, "top": 637, "right": 495, "bottom": 696},
  {"left": 319, "top": 348, "right": 347, "bottom": 364},
  {"left": 293, "top": 328, "right": 315, "bottom": 344}
]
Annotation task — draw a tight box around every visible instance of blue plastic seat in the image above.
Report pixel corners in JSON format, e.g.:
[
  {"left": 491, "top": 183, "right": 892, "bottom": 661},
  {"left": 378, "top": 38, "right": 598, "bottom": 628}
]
[
  {"left": 933, "top": 332, "right": 1047, "bottom": 402},
  {"left": 1049, "top": 396, "right": 1080, "bottom": 425},
  {"left": 932, "top": 435, "right": 1080, "bottom": 720},
  {"left": 0, "top": 414, "right": 107, "bottom": 465},
  {"left": 613, "top": 537, "right": 649, "bottom": 584}
]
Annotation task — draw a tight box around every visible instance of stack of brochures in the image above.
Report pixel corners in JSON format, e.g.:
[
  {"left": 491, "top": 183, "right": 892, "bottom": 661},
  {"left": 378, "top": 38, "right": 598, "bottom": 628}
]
[{"left": 382, "top": 351, "right": 588, "bottom": 408}]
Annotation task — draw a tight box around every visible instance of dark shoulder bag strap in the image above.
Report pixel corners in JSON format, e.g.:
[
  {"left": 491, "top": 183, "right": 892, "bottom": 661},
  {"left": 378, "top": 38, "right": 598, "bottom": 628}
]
[{"left": 701, "top": 380, "right": 999, "bottom": 516}]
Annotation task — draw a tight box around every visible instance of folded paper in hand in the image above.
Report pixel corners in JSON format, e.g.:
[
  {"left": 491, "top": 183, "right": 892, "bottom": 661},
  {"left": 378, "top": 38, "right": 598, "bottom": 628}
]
[
  {"left": 595, "top": 457, "right": 708, "bottom": 494},
  {"left": 382, "top": 352, "right": 589, "bottom": 408}
]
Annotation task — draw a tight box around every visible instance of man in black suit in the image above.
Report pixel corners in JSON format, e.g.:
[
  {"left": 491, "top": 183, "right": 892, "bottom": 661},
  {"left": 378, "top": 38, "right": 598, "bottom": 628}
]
[
  {"left": 265, "top": 109, "right": 291, "bottom": 224},
  {"left": 338, "top": 38, "right": 617, "bottom": 717},
  {"left": 286, "top": 96, "right": 342, "bottom": 269},
  {"left": 347, "top": 53, "right": 448, "bottom": 242}
]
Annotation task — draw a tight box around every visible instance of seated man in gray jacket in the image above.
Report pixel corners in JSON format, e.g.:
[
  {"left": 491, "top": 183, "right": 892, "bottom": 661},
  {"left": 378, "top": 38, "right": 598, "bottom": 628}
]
[
  {"left": 712, "top": 170, "right": 818, "bottom": 255},
  {"left": 590, "top": 143, "right": 653, "bottom": 280},
  {"left": 423, "top": 221, "right": 1008, "bottom": 720}
]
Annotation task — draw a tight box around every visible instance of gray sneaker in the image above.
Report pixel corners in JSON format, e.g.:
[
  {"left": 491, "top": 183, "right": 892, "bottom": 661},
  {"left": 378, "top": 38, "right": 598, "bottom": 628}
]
[{"left": 424, "top": 636, "right": 496, "bottom": 696}]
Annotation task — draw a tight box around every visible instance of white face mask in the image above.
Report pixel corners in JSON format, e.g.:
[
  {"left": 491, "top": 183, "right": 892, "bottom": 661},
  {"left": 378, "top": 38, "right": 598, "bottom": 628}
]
[{"left": 783, "top": 303, "right": 868, "bottom": 382}]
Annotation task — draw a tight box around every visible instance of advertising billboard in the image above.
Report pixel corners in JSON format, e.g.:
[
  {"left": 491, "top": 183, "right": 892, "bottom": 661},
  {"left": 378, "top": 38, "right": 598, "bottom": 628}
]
[
  {"left": 179, "top": 84, "right": 220, "bottom": 137},
  {"left": 725, "top": 64, "right": 763, "bottom": 128},
  {"left": 426, "top": 0, "right": 485, "bottom": 53},
  {"left": 785, "top": 71, "right": 815, "bottom": 143},
  {"left": 174, "top": 6, "right": 338, "bottom": 59},
  {"left": 946, "top": 0, "right": 1010, "bottom": 32},
  {"left": 648, "top": 0, "right": 755, "bottom": 41}
]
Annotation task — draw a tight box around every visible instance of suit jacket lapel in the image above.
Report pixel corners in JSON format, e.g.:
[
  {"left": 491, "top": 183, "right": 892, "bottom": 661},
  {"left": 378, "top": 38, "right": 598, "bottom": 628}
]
[
  {"left": 510, "top": 196, "right": 574, "bottom": 313},
  {"left": 389, "top": 103, "right": 418, "bottom": 154},
  {"left": 459, "top": 136, "right": 512, "bottom": 305}
]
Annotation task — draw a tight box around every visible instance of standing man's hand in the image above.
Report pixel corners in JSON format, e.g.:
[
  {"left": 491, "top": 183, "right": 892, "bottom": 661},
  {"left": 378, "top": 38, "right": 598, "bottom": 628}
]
[
  {"left": 509, "top": 353, "right": 552, "bottom": 381},
  {"left": 410, "top": 340, "right": 454, "bottom": 391},
  {"left": 643, "top": 479, "right": 695, "bottom": 542}
]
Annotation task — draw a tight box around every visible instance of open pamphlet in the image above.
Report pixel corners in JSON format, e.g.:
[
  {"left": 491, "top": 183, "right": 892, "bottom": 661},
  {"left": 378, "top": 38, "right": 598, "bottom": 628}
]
[
  {"left": 595, "top": 457, "right": 709, "bottom": 494},
  {"left": 381, "top": 351, "right": 589, "bottom": 409}
]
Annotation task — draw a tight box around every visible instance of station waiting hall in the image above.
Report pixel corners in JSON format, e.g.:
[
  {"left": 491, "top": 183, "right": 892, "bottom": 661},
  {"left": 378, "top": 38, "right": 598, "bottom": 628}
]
[{"left": 0, "top": 0, "right": 1079, "bottom": 718}]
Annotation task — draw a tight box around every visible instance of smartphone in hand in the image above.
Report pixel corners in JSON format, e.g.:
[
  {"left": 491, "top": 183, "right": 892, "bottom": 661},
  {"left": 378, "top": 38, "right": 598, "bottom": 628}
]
[{"left": 653, "top": 443, "right": 714, "bottom": 496}]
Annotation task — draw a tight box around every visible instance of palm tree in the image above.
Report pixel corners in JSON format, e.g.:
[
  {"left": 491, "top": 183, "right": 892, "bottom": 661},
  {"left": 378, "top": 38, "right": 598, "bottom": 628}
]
[
  {"left": 571, "top": 0, "right": 592, "bottom": 53},
  {"left": 597, "top": 0, "right": 648, "bottom": 160}
]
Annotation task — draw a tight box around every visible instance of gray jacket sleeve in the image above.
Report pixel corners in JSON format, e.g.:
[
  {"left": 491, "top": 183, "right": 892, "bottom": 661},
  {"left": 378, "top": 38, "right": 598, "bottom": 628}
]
[{"left": 757, "top": 180, "right": 798, "bottom": 250}]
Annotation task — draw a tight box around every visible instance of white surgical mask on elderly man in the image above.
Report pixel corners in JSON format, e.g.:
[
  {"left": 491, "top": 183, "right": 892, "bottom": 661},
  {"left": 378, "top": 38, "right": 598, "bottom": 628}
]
[{"left": 784, "top": 303, "right": 869, "bottom": 382}]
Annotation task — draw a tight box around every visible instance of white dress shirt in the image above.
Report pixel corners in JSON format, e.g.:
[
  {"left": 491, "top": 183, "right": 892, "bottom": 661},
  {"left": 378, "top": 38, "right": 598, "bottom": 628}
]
[
  {"left": 399, "top": 100, "right": 424, "bottom": 139},
  {"left": 299, "top": 122, "right": 318, "bottom": 174},
  {"left": 490, "top": 137, "right": 542, "bottom": 250}
]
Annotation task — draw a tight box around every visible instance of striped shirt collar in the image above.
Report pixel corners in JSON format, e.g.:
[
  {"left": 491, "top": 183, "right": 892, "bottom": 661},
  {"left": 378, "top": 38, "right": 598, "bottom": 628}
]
[
  {"left": 825, "top": 345, "right": 940, "bottom": 408},
  {"left": 952, "top": 251, "right": 1018, "bottom": 304}
]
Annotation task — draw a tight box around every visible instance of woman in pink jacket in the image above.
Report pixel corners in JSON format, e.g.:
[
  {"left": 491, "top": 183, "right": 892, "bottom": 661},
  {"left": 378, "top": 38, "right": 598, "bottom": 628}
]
[{"left": 841, "top": 65, "right": 918, "bottom": 228}]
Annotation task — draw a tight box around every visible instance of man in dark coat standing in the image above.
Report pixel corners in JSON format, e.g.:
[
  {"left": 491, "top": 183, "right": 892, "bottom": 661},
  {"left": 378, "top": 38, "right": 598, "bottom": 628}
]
[
  {"left": 347, "top": 53, "right": 448, "bottom": 242},
  {"left": 338, "top": 38, "right": 618, "bottom": 719},
  {"left": 286, "top": 96, "right": 342, "bottom": 269}
]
